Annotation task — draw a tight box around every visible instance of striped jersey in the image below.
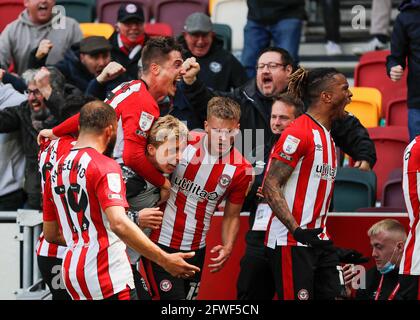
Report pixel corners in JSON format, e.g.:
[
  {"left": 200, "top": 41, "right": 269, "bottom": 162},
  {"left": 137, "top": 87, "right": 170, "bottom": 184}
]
[
  {"left": 401, "top": 137, "right": 420, "bottom": 275},
  {"left": 264, "top": 114, "right": 337, "bottom": 249},
  {"left": 37, "top": 136, "right": 76, "bottom": 259},
  {"left": 150, "top": 132, "right": 253, "bottom": 251},
  {"left": 43, "top": 147, "right": 134, "bottom": 300}
]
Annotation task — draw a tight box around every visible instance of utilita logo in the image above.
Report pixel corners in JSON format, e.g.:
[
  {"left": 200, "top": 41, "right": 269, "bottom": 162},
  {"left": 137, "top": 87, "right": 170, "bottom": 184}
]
[
  {"left": 314, "top": 163, "right": 336, "bottom": 181},
  {"left": 174, "top": 177, "right": 218, "bottom": 201}
]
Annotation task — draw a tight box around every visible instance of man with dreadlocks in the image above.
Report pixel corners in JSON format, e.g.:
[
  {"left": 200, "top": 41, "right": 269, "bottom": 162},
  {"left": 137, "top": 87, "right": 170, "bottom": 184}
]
[{"left": 262, "top": 67, "right": 352, "bottom": 300}]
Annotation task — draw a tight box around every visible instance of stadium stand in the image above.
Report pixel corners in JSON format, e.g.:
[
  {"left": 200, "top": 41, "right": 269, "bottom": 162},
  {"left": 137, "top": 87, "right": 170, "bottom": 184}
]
[
  {"left": 56, "top": 0, "right": 96, "bottom": 23},
  {"left": 345, "top": 87, "right": 382, "bottom": 128},
  {"left": 385, "top": 98, "right": 408, "bottom": 127},
  {"left": 382, "top": 168, "right": 407, "bottom": 211},
  {"left": 332, "top": 167, "right": 377, "bottom": 212},
  {"left": 212, "top": 23, "right": 232, "bottom": 52},
  {"left": 97, "top": 0, "right": 152, "bottom": 25},
  {"left": 0, "top": 0, "right": 25, "bottom": 33},
  {"left": 79, "top": 22, "right": 114, "bottom": 39},
  {"left": 144, "top": 22, "right": 173, "bottom": 37},
  {"left": 152, "top": 0, "right": 209, "bottom": 36}
]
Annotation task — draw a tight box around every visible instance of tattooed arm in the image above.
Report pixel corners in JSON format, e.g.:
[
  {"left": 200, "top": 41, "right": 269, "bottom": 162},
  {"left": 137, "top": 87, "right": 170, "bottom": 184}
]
[{"left": 262, "top": 158, "right": 299, "bottom": 233}]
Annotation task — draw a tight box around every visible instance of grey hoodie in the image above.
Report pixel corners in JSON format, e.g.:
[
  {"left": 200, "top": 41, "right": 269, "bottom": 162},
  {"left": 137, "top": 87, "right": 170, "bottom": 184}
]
[{"left": 0, "top": 10, "right": 82, "bottom": 75}]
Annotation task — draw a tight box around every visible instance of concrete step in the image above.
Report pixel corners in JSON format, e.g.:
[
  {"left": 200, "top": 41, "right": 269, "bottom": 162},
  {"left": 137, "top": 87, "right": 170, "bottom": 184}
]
[{"left": 299, "top": 41, "right": 389, "bottom": 56}]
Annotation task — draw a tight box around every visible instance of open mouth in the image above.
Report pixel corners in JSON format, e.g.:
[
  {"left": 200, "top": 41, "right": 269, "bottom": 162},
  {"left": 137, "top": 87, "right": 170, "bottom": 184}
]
[
  {"left": 262, "top": 76, "right": 273, "bottom": 86},
  {"left": 38, "top": 3, "right": 49, "bottom": 13}
]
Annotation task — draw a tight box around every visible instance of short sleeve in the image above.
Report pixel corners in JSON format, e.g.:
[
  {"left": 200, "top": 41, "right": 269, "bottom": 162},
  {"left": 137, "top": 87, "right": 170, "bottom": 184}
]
[
  {"left": 95, "top": 161, "right": 129, "bottom": 211},
  {"left": 227, "top": 166, "right": 254, "bottom": 205},
  {"left": 270, "top": 127, "right": 308, "bottom": 168}
]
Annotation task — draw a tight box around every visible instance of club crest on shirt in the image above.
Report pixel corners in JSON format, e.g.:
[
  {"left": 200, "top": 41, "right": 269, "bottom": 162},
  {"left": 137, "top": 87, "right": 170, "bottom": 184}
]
[
  {"left": 139, "top": 111, "right": 154, "bottom": 131},
  {"left": 282, "top": 135, "right": 300, "bottom": 155},
  {"left": 218, "top": 174, "right": 232, "bottom": 188},
  {"left": 209, "top": 61, "right": 222, "bottom": 73},
  {"left": 107, "top": 173, "right": 121, "bottom": 193}
]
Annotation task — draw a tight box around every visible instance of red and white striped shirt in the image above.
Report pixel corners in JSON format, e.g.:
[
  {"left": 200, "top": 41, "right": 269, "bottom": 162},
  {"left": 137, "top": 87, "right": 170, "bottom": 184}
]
[
  {"left": 37, "top": 136, "right": 76, "bottom": 259},
  {"left": 43, "top": 148, "right": 134, "bottom": 300},
  {"left": 401, "top": 137, "right": 420, "bottom": 276},
  {"left": 264, "top": 114, "right": 337, "bottom": 249},
  {"left": 150, "top": 132, "right": 253, "bottom": 251}
]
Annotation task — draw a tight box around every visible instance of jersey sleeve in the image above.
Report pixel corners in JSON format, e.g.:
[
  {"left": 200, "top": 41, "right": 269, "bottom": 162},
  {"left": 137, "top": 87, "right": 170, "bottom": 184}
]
[
  {"left": 227, "top": 166, "right": 254, "bottom": 205},
  {"left": 95, "top": 161, "right": 129, "bottom": 211},
  {"left": 53, "top": 113, "right": 80, "bottom": 137},
  {"left": 43, "top": 177, "right": 57, "bottom": 222},
  {"left": 270, "top": 127, "right": 308, "bottom": 168}
]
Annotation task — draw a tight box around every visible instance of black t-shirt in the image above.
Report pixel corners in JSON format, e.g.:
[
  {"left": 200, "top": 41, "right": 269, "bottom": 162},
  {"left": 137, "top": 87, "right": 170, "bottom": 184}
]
[{"left": 355, "top": 267, "right": 402, "bottom": 300}]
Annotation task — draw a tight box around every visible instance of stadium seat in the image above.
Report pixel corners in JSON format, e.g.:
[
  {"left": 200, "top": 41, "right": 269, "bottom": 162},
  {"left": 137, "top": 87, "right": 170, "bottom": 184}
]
[
  {"left": 79, "top": 23, "right": 115, "bottom": 39},
  {"left": 144, "top": 22, "right": 173, "bottom": 37},
  {"left": 152, "top": 0, "right": 209, "bottom": 36},
  {"left": 385, "top": 98, "right": 408, "bottom": 127},
  {"left": 354, "top": 50, "right": 407, "bottom": 118},
  {"left": 345, "top": 87, "right": 382, "bottom": 128},
  {"left": 368, "top": 126, "right": 409, "bottom": 201},
  {"left": 0, "top": 0, "right": 24, "bottom": 33},
  {"left": 382, "top": 168, "right": 407, "bottom": 211},
  {"left": 97, "top": 0, "right": 152, "bottom": 25},
  {"left": 211, "top": 0, "right": 247, "bottom": 51},
  {"left": 332, "top": 167, "right": 377, "bottom": 212},
  {"left": 212, "top": 23, "right": 232, "bottom": 52},
  {"left": 56, "top": 0, "right": 96, "bottom": 23}
]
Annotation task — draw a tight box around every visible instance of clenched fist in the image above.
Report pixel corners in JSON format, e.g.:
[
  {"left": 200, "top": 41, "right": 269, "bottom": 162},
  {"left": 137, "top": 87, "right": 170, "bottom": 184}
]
[
  {"left": 96, "top": 62, "right": 126, "bottom": 84},
  {"left": 36, "top": 39, "right": 54, "bottom": 60}
]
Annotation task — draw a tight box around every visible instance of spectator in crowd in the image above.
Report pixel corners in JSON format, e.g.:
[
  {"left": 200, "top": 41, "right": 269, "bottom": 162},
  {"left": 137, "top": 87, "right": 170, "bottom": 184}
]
[
  {"left": 320, "top": 0, "right": 343, "bottom": 56},
  {"left": 0, "top": 0, "right": 82, "bottom": 75},
  {"left": 343, "top": 219, "right": 407, "bottom": 300},
  {"left": 386, "top": 0, "right": 420, "bottom": 141},
  {"left": 178, "top": 12, "right": 248, "bottom": 91},
  {"left": 399, "top": 135, "right": 420, "bottom": 299},
  {"left": 109, "top": 3, "right": 149, "bottom": 80},
  {"left": 353, "top": 0, "right": 392, "bottom": 54},
  {"left": 182, "top": 47, "right": 376, "bottom": 170},
  {"left": 241, "top": 0, "right": 305, "bottom": 78},
  {"left": 0, "top": 67, "right": 65, "bottom": 209},
  {"left": 29, "top": 36, "right": 128, "bottom": 97},
  {"left": 0, "top": 69, "right": 27, "bottom": 210}
]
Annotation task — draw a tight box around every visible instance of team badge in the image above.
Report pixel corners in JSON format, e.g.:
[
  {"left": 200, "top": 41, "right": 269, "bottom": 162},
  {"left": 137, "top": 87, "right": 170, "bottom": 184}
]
[
  {"left": 139, "top": 111, "right": 154, "bottom": 131},
  {"left": 218, "top": 174, "right": 232, "bottom": 188},
  {"left": 209, "top": 61, "right": 222, "bottom": 73},
  {"left": 297, "top": 289, "right": 309, "bottom": 300},
  {"left": 126, "top": 4, "right": 137, "bottom": 13},
  {"left": 107, "top": 173, "right": 121, "bottom": 193},
  {"left": 160, "top": 279, "right": 173, "bottom": 292},
  {"left": 282, "top": 135, "right": 300, "bottom": 155}
]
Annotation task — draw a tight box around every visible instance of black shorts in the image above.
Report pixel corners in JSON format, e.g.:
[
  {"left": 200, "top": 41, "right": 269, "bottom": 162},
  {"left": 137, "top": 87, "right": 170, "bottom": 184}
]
[
  {"left": 265, "top": 245, "right": 343, "bottom": 300},
  {"left": 37, "top": 255, "right": 71, "bottom": 300},
  {"left": 143, "top": 244, "right": 205, "bottom": 300},
  {"left": 398, "top": 274, "right": 420, "bottom": 300},
  {"left": 131, "top": 263, "right": 152, "bottom": 301}
]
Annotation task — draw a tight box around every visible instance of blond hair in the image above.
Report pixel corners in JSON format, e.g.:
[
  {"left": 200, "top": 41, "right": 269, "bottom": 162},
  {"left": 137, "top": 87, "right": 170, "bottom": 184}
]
[
  {"left": 147, "top": 115, "right": 189, "bottom": 148},
  {"left": 367, "top": 219, "right": 407, "bottom": 241},
  {"left": 207, "top": 97, "right": 241, "bottom": 122}
]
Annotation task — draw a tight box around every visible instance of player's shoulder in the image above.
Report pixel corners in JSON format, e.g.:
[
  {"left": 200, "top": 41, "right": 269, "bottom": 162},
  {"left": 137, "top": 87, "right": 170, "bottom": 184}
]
[
  {"left": 85, "top": 149, "right": 122, "bottom": 175},
  {"left": 231, "top": 147, "right": 252, "bottom": 170}
]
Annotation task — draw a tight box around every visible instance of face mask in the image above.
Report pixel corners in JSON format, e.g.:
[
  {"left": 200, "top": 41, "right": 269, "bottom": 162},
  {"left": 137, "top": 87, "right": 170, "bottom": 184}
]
[{"left": 377, "top": 245, "right": 399, "bottom": 274}]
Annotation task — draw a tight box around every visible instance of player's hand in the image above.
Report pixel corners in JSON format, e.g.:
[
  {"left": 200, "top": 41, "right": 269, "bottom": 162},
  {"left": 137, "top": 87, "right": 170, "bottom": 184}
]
[
  {"left": 182, "top": 57, "right": 200, "bottom": 85},
  {"left": 353, "top": 160, "right": 371, "bottom": 171},
  {"left": 292, "top": 227, "right": 333, "bottom": 248},
  {"left": 35, "top": 39, "right": 53, "bottom": 60},
  {"left": 0, "top": 68, "right": 5, "bottom": 82},
  {"left": 162, "top": 251, "right": 201, "bottom": 279},
  {"left": 138, "top": 207, "right": 163, "bottom": 230},
  {"left": 96, "top": 62, "right": 126, "bottom": 84},
  {"left": 208, "top": 245, "right": 231, "bottom": 273},
  {"left": 37, "top": 129, "right": 57, "bottom": 145},
  {"left": 34, "top": 67, "right": 52, "bottom": 99},
  {"left": 157, "top": 178, "right": 171, "bottom": 206},
  {"left": 390, "top": 65, "right": 404, "bottom": 82}
]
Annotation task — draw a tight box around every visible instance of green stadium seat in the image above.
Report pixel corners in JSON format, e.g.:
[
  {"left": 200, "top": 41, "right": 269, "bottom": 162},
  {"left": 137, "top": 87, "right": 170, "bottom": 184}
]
[
  {"left": 56, "top": 0, "right": 96, "bottom": 23},
  {"left": 213, "top": 23, "right": 232, "bottom": 52}
]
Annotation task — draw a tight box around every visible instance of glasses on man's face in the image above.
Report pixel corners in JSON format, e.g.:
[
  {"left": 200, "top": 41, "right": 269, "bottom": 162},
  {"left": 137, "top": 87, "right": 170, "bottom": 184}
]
[
  {"left": 256, "top": 62, "right": 287, "bottom": 71},
  {"left": 24, "top": 89, "right": 42, "bottom": 97}
]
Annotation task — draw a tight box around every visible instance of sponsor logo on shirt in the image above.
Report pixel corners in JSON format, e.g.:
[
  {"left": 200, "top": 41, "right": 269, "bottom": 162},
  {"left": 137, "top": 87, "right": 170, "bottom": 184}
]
[
  {"left": 139, "top": 111, "right": 154, "bottom": 131},
  {"left": 314, "top": 163, "right": 336, "bottom": 181},
  {"left": 174, "top": 177, "right": 219, "bottom": 201},
  {"left": 283, "top": 135, "right": 300, "bottom": 154},
  {"left": 107, "top": 173, "right": 122, "bottom": 193},
  {"left": 279, "top": 152, "right": 293, "bottom": 161}
]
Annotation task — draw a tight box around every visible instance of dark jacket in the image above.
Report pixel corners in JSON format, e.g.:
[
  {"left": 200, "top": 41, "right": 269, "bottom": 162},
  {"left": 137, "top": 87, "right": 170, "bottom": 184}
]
[
  {"left": 177, "top": 35, "right": 248, "bottom": 91},
  {"left": 386, "top": 6, "right": 420, "bottom": 109},
  {"left": 109, "top": 31, "right": 149, "bottom": 80},
  {"left": 355, "top": 268, "right": 402, "bottom": 300},
  {"left": 183, "top": 78, "right": 377, "bottom": 168},
  {"left": 246, "top": 0, "right": 306, "bottom": 25}
]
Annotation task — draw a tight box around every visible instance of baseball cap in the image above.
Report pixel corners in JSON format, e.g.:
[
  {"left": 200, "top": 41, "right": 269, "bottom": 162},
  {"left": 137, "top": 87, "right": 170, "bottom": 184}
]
[
  {"left": 79, "top": 36, "right": 112, "bottom": 55},
  {"left": 184, "top": 12, "right": 212, "bottom": 33},
  {"left": 117, "top": 3, "right": 145, "bottom": 23}
]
